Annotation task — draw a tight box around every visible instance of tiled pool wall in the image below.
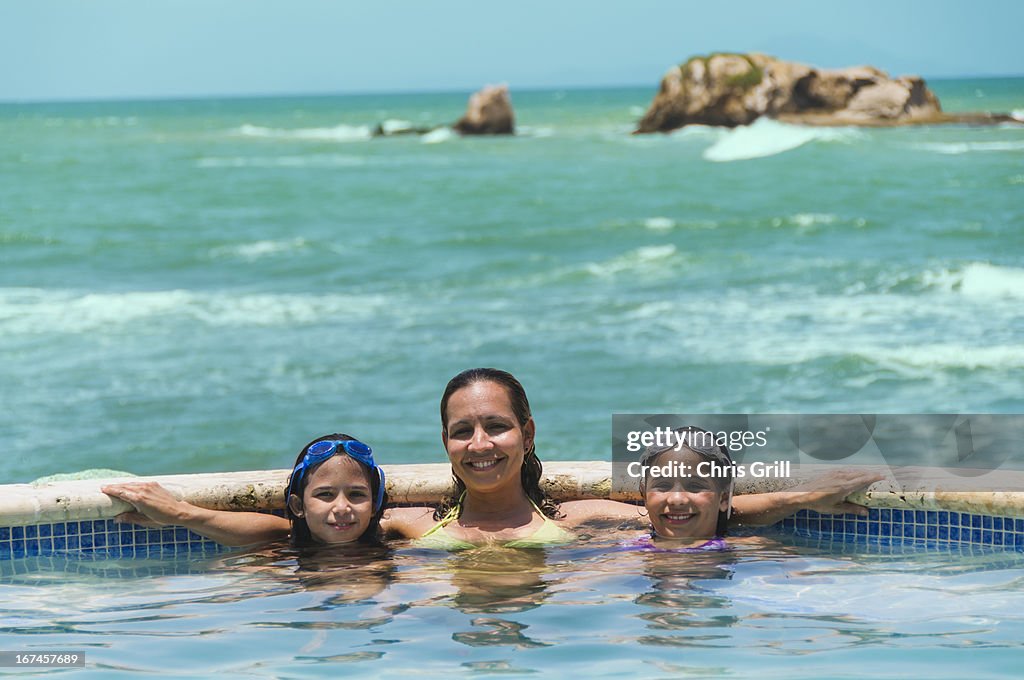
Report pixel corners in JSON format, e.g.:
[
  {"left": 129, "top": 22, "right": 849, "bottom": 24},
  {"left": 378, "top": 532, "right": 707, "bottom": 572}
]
[
  {"left": 776, "top": 507, "right": 1024, "bottom": 551},
  {"left": 2, "top": 507, "right": 1024, "bottom": 560}
]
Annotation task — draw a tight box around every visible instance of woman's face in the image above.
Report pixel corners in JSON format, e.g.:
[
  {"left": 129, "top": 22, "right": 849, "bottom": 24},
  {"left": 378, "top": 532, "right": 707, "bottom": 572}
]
[
  {"left": 442, "top": 380, "right": 534, "bottom": 494},
  {"left": 643, "top": 449, "right": 729, "bottom": 541},
  {"left": 289, "top": 455, "right": 374, "bottom": 544}
]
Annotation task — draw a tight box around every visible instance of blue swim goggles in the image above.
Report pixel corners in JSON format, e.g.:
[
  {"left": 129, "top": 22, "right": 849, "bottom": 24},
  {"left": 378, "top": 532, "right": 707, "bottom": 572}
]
[{"left": 287, "top": 439, "right": 386, "bottom": 513}]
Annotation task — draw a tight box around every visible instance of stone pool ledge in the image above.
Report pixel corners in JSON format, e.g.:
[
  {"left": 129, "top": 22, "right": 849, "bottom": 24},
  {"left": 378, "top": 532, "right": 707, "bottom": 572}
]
[{"left": 3, "top": 461, "right": 1024, "bottom": 528}]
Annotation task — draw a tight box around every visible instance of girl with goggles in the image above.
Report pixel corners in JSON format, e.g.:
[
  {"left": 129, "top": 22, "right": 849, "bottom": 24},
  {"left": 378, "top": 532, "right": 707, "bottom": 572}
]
[{"left": 103, "top": 433, "right": 387, "bottom": 549}]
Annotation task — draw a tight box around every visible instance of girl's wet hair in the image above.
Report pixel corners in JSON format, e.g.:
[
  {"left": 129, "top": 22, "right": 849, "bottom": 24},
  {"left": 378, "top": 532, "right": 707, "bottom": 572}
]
[
  {"left": 639, "top": 425, "right": 733, "bottom": 537},
  {"left": 436, "top": 368, "right": 560, "bottom": 521},
  {"left": 286, "top": 433, "right": 388, "bottom": 548}
]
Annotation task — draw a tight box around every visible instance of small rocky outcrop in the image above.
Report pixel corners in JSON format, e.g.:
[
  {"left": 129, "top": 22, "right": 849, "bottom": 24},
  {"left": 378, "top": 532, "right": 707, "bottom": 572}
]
[
  {"left": 453, "top": 84, "right": 515, "bottom": 135},
  {"left": 636, "top": 53, "right": 1016, "bottom": 132}
]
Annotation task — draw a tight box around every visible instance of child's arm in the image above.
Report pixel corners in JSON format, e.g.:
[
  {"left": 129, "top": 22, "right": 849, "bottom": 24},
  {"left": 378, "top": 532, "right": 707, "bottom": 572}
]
[
  {"left": 730, "top": 469, "right": 885, "bottom": 527},
  {"left": 102, "top": 481, "right": 290, "bottom": 546}
]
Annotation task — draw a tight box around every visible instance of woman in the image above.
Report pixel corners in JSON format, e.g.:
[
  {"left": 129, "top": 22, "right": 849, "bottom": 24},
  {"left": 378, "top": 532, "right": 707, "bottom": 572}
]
[{"left": 103, "top": 433, "right": 386, "bottom": 548}]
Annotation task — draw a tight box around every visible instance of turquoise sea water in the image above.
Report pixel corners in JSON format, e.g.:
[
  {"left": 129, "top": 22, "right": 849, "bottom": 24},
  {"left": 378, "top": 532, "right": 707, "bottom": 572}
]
[{"left": 2, "top": 79, "right": 1023, "bottom": 482}]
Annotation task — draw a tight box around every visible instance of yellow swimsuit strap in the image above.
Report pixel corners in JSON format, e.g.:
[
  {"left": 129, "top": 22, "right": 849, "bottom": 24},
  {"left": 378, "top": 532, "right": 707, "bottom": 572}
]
[{"left": 418, "top": 492, "right": 573, "bottom": 546}]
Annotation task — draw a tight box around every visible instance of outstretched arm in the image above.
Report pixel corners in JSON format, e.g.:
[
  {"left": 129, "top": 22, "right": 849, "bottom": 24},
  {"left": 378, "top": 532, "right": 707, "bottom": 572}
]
[
  {"left": 102, "top": 482, "right": 290, "bottom": 547},
  {"left": 730, "top": 469, "right": 885, "bottom": 527}
]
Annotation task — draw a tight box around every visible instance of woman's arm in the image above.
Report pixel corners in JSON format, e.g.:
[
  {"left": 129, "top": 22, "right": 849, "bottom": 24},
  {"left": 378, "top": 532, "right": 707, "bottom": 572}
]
[
  {"left": 730, "top": 469, "right": 885, "bottom": 527},
  {"left": 102, "top": 482, "right": 290, "bottom": 547},
  {"left": 379, "top": 505, "right": 437, "bottom": 539}
]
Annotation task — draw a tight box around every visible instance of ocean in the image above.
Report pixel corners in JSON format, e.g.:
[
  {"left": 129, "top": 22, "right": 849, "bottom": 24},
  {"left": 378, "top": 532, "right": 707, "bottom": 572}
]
[{"left": 2, "top": 79, "right": 1022, "bottom": 483}]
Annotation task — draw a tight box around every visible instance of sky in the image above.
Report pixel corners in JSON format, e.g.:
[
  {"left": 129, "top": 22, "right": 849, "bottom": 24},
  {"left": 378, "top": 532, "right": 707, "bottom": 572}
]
[{"left": 2, "top": 0, "right": 1023, "bottom": 102}]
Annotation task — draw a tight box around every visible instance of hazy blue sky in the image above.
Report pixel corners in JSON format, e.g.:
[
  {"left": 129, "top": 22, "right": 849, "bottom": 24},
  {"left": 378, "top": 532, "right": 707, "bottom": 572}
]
[{"left": 3, "top": 0, "right": 1023, "bottom": 102}]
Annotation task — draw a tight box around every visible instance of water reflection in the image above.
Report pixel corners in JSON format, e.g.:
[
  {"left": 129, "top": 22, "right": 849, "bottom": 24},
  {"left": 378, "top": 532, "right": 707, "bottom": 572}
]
[
  {"left": 445, "top": 548, "right": 553, "bottom": 650},
  {"left": 633, "top": 550, "right": 741, "bottom": 646}
]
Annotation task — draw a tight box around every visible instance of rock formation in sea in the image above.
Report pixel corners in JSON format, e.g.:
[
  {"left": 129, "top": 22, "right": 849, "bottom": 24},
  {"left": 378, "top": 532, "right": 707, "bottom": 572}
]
[
  {"left": 453, "top": 84, "right": 515, "bottom": 135},
  {"left": 636, "top": 53, "right": 1017, "bottom": 132}
]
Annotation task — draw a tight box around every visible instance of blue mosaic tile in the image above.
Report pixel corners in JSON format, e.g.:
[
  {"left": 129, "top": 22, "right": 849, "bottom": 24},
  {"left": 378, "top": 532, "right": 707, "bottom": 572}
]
[
  {"left": 880, "top": 509, "right": 891, "bottom": 522},
  {"left": 39, "top": 524, "right": 51, "bottom": 538},
  {"left": 52, "top": 523, "right": 65, "bottom": 537},
  {"left": 915, "top": 525, "right": 927, "bottom": 539},
  {"left": 971, "top": 529, "right": 982, "bottom": 543},
  {"left": 53, "top": 537, "right": 66, "bottom": 550},
  {"left": 25, "top": 525, "right": 37, "bottom": 539},
  {"left": 65, "top": 522, "right": 79, "bottom": 535},
  {"left": 12, "top": 526, "right": 23, "bottom": 540},
  {"left": 983, "top": 530, "right": 993, "bottom": 543},
  {"left": 915, "top": 511, "right": 926, "bottom": 524},
  {"left": 949, "top": 527, "right": 960, "bottom": 541},
  {"left": 938, "top": 526, "right": 949, "bottom": 540},
  {"left": 869, "top": 522, "right": 880, "bottom": 536},
  {"left": 983, "top": 516, "right": 993, "bottom": 530},
  {"left": 926, "top": 525, "right": 937, "bottom": 539},
  {"left": 1016, "top": 519, "right": 1024, "bottom": 533},
  {"left": 972, "top": 515, "right": 982, "bottom": 528},
  {"left": 993, "top": 517, "right": 1004, "bottom": 531},
  {"left": 0, "top": 527, "right": 8, "bottom": 541},
  {"left": 66, "top": 535, "right": 79, "bottom": 550},
  {"left": 903, "top": 525, "right": 916, "bottom": 538},
  {"left": 880, "top": 523, "right": 891, "bottom": 537},
  {"left": 926, "top": 511, "right": 937, "bottom": 525},
  {"left": 93, "top": 533, "right": 106, "bottom": 548},
  {"left": 993, "top": 532, "right": 1004, "bottom": 546},
  {"left": 80, "top": 534, "right": 94, "bottom": 549},
  {"left": 938, "top": 511, "right": 948, "bottom": 524}
]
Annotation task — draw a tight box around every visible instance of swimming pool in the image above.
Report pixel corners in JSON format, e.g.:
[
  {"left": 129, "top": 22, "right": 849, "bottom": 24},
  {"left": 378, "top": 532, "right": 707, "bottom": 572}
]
[
  {"left": 3, "top": 530, "right": 1022, "bottom": 678},
  {"left": 2, "top": 464, "right": 1023, "bottom": 677}
]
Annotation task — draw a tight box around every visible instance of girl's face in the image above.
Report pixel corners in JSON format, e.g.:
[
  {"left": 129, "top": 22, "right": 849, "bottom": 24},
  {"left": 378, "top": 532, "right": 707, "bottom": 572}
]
[
  {"left": 643, "top": 449, "right": 729, "bottom": 541},
  {"left": 442, "top": 380, "right": 534, "bottom": 494},
  {"left": 289, "top": 456, "right": 374, "bottom": 544}
]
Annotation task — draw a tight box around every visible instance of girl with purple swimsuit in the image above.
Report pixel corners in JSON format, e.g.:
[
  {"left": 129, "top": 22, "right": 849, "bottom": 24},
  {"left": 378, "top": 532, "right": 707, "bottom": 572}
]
[{"left": 620, "top": 426, "right": 736, "bottom": 553}]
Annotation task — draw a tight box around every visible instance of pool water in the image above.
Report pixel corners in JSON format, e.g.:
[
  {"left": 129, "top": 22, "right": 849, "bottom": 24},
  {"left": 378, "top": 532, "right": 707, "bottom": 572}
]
[{"left": 2, "top": 528, "right": 1023, "bottom": 678}]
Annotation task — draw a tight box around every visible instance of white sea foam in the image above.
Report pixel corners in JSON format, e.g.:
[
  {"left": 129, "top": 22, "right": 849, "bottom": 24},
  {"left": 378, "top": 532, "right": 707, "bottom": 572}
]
[
  {"left": 702, "top": 118, "right": 862, "bottom": 162},
  {"left": 0, "top": 289, "right": 391, "bottom": 335},
  {"left": 584, "top": 245, "right": 679, "bottom": 278},
  {"left": 670, "top": 124, "right": 720, "bottom": 139},
  {"left": 922, "top": 263, "right": 1024, "bottom": 299},
  {"left": 790, "top": 213, "right": 837, "bottom": 228},
  {"left": 379, "top": 119, "right": 414, "bottom": 135},
  {"left": 196, "top": 155, "right": 367, "bottom": 168},
  {"left": 420, "top": 127, "right": 456, "bottom": 144},
  {"left": 209, "top": 238, "right": 309, "bottom": 260},
  {"left": 643, "top": 217, "right": 675, "bottom": 231},
  {"left": 1011, "top": 109, "right": 1024, "bottom": 122},
  {"left": 518, "top": 125, "right": 556, "bottom": 138},
  {"left": 234, "top": 123, "right": 372, "bottom": 142},
  {"left": 911, "top": 141, "right": 1024, "bottom": 155}
]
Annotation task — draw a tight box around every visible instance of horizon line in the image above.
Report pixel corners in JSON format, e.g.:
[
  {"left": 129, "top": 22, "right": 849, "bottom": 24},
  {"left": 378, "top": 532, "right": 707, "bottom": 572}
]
[{"left": 2, "top": 73, "right": 1023, "bottom": 106}]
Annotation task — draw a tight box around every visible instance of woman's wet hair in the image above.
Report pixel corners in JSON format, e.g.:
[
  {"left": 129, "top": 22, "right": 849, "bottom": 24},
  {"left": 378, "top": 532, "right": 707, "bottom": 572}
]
[
  {"left": 639, "top": 425, "right": 733, "bottom": 537},
  {"left": 286, "top": 433, "right": 388, "bottom": 548},
  {"left": 436, "top": 368, "right": 560, "bottom": 521}
]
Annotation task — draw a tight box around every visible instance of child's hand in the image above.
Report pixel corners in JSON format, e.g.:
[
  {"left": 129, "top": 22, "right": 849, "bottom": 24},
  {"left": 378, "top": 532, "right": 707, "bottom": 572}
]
[
  {"left": 102, "top": 481, "right": 190, "bottom": 527},
  {"left": 788, "top": 469, "right": 886, "bottom": 516}
]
